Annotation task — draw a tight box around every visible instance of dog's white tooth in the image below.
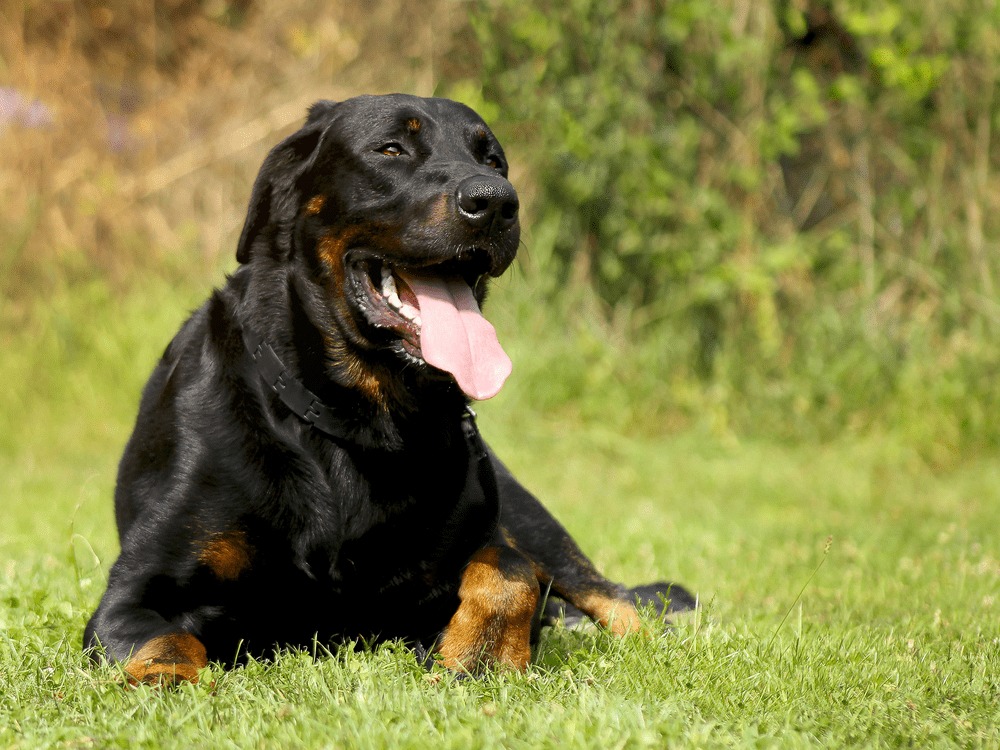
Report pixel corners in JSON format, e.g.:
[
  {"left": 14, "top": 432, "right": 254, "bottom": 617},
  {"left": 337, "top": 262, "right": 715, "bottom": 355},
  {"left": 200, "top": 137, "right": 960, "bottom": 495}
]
[
  {"left": 399, "top": 303, "right": 419, "bottom": 321},
  {"left": 387, "top": 292, "right": 402, "bottom": 309},
  {"left": 381, "top": 273, "right": 397, "bottom": 299},
  {"left": 413, "top": 315, "right": 422, "bottom": 328}
]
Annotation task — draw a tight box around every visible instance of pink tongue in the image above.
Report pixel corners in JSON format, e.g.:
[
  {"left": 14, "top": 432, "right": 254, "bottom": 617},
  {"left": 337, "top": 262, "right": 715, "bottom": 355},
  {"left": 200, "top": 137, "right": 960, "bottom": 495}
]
[{"left": 396, "top": 272, "right": 512, "bottom": 400}]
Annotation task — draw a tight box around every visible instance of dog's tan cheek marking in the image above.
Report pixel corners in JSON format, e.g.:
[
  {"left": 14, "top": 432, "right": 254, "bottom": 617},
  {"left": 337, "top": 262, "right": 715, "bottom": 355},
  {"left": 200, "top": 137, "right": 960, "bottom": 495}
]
[
  {"left": 406, "top": 118, "right": 421, "bottom": 134},
  {"left": 198, "top": 530, "right": 252, "bottom": 581},
  {"left": 317, "top": 232, "right": 349, "bottom": 284},
  {"left": 123, "top": 633, "right": 208, "bottom": 685},
  {"left": 574, "top": 591, "right": 643, "bottom": 636},
  {"left": 317, "top": 232, "right": 357, "bottom": 337},
  {"left": 352, "top": 364, "right": 393, "bottom": 407},
  {"left": 327, "top": 336, "right": 395, "bottom": 408},
  {"left": 316, "top": 231, "right": 397, "bottom": 408},
  {"left": 437, "top": 547, "right": 539, "bottom": 673},
  {"left": 305, "top": 194, "right": 327, "bottom": 216}
]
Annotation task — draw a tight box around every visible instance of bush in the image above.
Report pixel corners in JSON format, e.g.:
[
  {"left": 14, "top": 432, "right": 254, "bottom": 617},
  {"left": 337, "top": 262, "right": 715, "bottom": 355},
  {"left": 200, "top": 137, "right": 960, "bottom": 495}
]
[{"left": 461, "top": 0, "right": 1000, "bottom": 458}]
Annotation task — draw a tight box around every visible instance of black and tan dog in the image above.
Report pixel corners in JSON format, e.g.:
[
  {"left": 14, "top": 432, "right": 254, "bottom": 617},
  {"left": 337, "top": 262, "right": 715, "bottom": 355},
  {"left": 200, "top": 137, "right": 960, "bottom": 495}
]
[{"left": 84, "top": 94, "right": 694, "bottom": 684}]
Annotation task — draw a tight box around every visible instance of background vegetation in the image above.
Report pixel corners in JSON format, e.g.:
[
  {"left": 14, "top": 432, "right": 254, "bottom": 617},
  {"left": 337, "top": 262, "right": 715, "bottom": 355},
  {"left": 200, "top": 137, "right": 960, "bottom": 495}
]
[
  {"left": 1, "top": 1, "right": 998, "bottom": 747},
  {"left": 459, "top": 0, "right": 1000, "bottom": 461},
  {"left": 4, "top": 0, "right": 1000, "bottom": 462}
]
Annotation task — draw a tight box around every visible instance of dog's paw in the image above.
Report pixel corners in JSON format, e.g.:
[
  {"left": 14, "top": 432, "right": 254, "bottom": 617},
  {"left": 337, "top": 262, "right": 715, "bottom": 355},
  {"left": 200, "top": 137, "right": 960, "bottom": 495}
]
[
  {"left": 122, "top": 633, "right": 208, "bottom": 686},
  {"left": 630, "top": 581, "right": 697, "bottom": 616},
  {"left": 541, "top": 581, "right": 696, "bottom": 631}
]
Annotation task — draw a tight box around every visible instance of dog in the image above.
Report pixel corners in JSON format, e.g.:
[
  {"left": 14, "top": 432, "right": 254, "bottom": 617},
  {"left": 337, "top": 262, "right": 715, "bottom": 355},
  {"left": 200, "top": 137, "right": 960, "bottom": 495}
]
[{"left": 84, "top": 94, "right": 694, "bottom": 684}]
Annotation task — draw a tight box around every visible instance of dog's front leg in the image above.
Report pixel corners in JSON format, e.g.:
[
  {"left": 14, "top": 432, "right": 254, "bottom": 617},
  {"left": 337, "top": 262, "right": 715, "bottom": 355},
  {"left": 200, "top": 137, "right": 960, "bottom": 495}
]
[
  {"left": 85, "top": 555, "right": 210, "bottom": 685},
  {"left": 436, "top": 545, "right": 539, "bottom": 673},
  {"left": 86, "top": 613, "right": 209, "bottom": 686}
]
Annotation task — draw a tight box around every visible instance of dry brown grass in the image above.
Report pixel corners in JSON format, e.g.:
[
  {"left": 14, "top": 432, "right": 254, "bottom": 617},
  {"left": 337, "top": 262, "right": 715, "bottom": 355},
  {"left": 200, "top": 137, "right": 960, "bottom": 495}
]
[{"left": 0, "top": 0, "right": 468, "bottom": 297}]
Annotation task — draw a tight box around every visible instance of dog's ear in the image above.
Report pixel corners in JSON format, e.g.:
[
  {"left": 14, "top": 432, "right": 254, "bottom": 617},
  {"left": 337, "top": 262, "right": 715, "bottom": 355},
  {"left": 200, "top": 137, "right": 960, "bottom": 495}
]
[
  {"left": 305, "top": 99, "right": 338, "bottom": 125},
  {"left": 236, "top": 101, "right": 338, "bottom": 264}
]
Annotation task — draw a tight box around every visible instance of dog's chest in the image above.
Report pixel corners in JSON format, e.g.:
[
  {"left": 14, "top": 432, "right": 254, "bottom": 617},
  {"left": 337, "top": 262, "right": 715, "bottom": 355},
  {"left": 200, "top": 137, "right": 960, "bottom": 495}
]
[{"left": 316, "top": 438, "right": 495, "bottom": 591}]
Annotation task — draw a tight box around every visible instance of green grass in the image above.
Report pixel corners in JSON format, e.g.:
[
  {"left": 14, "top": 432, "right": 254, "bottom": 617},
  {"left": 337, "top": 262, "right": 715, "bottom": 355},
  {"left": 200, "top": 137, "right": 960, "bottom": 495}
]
[{"left": 1, "top": 270, "right": 998, "bottom": 748}]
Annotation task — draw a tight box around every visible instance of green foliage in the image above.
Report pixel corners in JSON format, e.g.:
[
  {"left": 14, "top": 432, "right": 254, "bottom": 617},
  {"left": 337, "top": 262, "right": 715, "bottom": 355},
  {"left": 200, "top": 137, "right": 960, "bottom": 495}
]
[{"left": 459, "top": 0, "right": 1000, "bottom": 458}]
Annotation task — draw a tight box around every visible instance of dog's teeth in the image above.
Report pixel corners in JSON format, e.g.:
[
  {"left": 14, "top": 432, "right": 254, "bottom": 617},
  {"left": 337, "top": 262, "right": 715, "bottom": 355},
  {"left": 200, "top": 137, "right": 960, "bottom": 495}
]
[
  {"left": 378, "top": 266, "right": 419, "bottom": 326},
  {"left": 398, "top": 303, "right": 420, "bottom": 321},
  {"left": 413, "top": 315, "right": 422, "bottom": 328},
  {"left": 381, "top": 272, "right": 398, "bottom": 299}
]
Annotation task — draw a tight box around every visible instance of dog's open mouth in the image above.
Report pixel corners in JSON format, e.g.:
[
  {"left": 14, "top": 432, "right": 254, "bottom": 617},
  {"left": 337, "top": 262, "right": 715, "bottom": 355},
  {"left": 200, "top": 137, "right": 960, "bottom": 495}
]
[{"left": 349, "top": 257, "right": 512, "bottom": 400}]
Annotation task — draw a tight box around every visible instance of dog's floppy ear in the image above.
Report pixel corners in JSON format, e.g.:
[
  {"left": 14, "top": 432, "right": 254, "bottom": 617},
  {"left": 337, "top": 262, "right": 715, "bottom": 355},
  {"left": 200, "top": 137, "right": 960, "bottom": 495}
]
[{"left": 236, "top": 100, "right": 338, "bottom": 264}]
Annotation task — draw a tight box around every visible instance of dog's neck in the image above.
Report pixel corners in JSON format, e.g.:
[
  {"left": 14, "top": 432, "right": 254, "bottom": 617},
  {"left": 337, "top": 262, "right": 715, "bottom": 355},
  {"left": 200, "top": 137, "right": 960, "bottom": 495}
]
[
  {"left": 242, "top": 321, "right": 483, "bottom": 453},
  {"left": 231, "top": 263, "right": 469, "bottom": 450}
]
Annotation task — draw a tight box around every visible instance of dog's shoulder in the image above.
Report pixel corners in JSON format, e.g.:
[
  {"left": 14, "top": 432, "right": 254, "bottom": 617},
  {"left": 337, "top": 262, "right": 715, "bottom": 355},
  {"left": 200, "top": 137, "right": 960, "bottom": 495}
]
[
  {"left": 117, "top": 276, "right": 254, "bottom": 501},
  {"left": 150, "top": 266, "right": 258, "bottom": 383}
]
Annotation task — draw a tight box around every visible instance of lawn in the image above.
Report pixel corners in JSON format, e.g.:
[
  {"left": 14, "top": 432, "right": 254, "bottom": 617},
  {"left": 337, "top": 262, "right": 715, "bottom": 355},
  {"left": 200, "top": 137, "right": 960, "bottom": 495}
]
[{"left": 0, "top": 272, "right": 997, "bottom": 748}]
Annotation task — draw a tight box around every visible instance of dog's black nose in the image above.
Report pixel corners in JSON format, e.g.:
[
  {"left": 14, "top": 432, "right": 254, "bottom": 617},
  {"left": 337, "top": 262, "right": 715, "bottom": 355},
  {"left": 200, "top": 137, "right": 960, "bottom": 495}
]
[{"left": 456, "top": 175, "right": 519, "bottom": 230}]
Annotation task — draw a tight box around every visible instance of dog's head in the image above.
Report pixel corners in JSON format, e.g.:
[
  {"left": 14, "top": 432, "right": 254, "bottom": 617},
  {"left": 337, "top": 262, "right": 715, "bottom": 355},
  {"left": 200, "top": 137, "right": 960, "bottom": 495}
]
[{"left": 237, "top": 94, "right": 520, "bottom": 405}]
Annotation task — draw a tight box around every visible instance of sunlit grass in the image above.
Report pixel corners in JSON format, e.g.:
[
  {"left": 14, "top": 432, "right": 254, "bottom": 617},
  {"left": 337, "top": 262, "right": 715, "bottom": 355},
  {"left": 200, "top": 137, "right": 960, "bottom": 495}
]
[{"left": 1, "top": 270, "right": 998, "bottom": 748}]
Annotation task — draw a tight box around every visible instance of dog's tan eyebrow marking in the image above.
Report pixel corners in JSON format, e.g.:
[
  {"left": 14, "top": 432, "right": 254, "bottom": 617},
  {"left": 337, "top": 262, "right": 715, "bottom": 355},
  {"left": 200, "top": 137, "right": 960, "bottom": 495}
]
[
  {"left": 305, "top": 195, "right": 327, "bottom": 216},
  {"left": 405, "top": 118, "right": 422, "bottom": 134}
]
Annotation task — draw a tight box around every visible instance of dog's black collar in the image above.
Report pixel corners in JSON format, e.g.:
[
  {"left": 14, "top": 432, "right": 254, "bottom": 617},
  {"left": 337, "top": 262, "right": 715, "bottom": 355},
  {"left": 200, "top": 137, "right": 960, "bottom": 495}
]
[
  {"left": 242, "top": 327, "right": 485, "bottom": 444},
  {"left": 243, "top": 328, "right": 348, "bottom": 439}
]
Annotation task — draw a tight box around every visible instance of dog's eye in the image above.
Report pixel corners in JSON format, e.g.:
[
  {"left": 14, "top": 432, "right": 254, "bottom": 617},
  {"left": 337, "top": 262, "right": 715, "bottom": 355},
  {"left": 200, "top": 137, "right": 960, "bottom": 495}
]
[{"left": 378, "top": 143, "right": 406, "bottom": 157}]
